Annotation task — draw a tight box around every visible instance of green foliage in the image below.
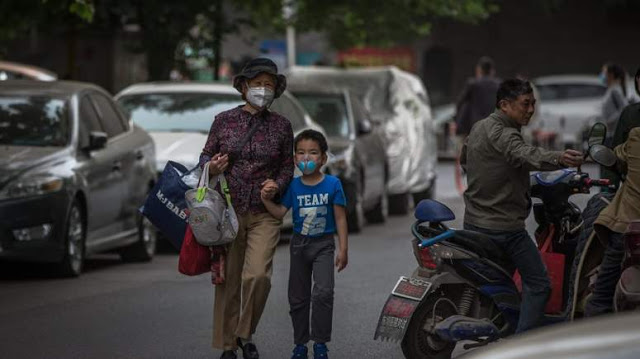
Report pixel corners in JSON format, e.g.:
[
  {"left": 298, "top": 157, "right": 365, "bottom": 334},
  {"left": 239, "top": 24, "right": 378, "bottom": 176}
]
[
  {"left": 233, "top": 0, "right": 499, "bottom": 49},
  {"left": 0, "top": 0, "right": 94, "bottom": 56}
]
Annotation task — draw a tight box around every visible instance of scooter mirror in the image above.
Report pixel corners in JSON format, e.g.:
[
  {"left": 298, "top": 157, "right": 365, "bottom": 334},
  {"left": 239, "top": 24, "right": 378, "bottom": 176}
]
[
  {"left": 587, "top": 122, "right": 607, "bottom": 147},
  {"left": 589, "top": 144, "right": 617, "bottom": 167}
]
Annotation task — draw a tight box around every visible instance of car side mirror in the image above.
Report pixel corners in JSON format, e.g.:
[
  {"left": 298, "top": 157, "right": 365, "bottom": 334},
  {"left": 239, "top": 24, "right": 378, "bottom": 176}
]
[
  {"left": 587, "top": 122, "right": 607, "bottom": 147},
  {"left": 88, "top": 131, "right": 108, "bottom": 150},
  {"left": 358, "top": 118, "right": 372, "bottom": 135}
]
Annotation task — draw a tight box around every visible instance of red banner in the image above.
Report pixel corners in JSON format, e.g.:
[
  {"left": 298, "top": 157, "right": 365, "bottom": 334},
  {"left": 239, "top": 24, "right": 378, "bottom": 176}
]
[{"left": 337, "top": 47, "right": 416, "bottom": 72}]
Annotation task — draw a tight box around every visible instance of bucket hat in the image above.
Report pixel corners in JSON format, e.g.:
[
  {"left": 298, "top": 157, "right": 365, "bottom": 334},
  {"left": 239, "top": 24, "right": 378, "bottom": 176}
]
[{"left": 232, "top": 58, "right": 287, "bottom": 98}]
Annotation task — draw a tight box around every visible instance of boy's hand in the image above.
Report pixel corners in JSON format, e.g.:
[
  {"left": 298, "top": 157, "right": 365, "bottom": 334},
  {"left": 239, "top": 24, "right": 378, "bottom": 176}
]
[
  {"left": 336, "top": 249, "right": 348, "bottom": 272},
  {"left": 261, "top": 179, "right": 278, "bottom": 200}
]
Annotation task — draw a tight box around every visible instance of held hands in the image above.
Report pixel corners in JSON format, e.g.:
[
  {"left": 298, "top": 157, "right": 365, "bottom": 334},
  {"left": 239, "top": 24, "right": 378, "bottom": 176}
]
[
  {"left": 560, "top": 149, "right": 584, "bottom": 168},
  {"left": 261, "top": 179, "right": 279, "bottom": 200},
  {"left": 209, "top": 153, "right": 229, "bottom": 175},
  {"left": 336, "top": 249, "right": 348, "bottom": 272}
]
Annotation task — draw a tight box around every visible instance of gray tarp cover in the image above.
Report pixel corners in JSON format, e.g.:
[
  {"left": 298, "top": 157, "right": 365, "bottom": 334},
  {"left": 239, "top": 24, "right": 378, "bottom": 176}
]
[{"left": 286, "top": 66, "right": 437, "bottom": 194}]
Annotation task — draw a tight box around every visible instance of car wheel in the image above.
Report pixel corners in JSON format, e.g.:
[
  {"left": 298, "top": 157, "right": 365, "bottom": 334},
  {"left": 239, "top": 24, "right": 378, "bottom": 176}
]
[
  {"left": 388, "top": 193, "right": 409, "bottom": 215},
  {"left": 58, "top": 200, "right": 85, "bottom": 277},
  {"left": 365, "top": 188, "right": 388, "bottom": 224},
  {"left": 347, "top": 191, "right": 364, "bottom": 233},
  {"left": 119, "top": 217, "right": 156, "bottom": 262}
]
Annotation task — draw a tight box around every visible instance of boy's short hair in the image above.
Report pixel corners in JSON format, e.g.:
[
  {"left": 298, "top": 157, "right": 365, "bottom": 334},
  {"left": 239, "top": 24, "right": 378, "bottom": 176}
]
[{"left": 294, "top": 129, "right": 328, "bottom": 154}]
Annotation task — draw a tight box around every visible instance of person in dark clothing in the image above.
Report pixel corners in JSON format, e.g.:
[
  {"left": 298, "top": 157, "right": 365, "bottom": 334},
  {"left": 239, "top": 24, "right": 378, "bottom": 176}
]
[
  {"left": 461, "top": 79, "right": 584, "bottom": 332},
  {"left": 454, "top": 56, "right": 501, "bottom": 141},
  {"left": 601, "top": 66, "right": 640, "bottom": 187}
]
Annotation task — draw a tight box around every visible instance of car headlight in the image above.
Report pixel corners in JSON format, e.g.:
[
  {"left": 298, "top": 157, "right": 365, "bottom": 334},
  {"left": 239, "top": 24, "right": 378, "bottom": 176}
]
[{"left": 0, "top": 175, "right": 64, "bottom": 200}]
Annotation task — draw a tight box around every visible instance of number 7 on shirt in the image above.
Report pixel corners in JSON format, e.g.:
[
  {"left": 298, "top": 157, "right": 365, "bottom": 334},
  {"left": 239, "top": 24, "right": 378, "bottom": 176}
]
[{"left": 299, "top": 206, "right": 328, "bottom": 236}]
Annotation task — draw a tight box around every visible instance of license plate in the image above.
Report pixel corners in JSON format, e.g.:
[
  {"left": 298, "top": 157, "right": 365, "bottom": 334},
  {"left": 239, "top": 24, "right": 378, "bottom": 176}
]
[{"left": 391, "top": 276, "right": 432, "bottom": 301}]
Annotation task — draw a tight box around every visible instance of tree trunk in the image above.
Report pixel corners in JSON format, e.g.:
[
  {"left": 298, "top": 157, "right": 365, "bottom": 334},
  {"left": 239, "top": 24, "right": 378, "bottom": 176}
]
[{"left": 212, "top": 0, "right": 223, "bottom": 80}]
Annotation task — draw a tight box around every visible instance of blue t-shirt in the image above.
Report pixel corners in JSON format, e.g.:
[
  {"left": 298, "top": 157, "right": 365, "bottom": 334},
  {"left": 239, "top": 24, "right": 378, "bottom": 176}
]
[{"left": 281, "top": 175, "right": 347, "bottom": 237}]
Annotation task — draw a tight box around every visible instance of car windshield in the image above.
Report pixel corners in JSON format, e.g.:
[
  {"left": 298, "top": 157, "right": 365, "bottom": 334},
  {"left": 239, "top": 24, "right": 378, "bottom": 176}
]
[
  {"left": 0, "top": 95, "right": 70, "bottom": 146},
  {"left": 537, "top": 83, "right": 606, "bottom": 101},
  {"left": 117, "top": 92, "right": 244, "bottom": 133},
  {"left": 294, "top": 93, "right": 350, "bottom": 138}
]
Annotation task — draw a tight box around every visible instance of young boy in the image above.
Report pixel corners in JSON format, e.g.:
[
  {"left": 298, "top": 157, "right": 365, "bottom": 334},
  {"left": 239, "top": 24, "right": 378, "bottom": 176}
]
[{"left": 261, "top": 129, "right": 349, "bottom": 359}]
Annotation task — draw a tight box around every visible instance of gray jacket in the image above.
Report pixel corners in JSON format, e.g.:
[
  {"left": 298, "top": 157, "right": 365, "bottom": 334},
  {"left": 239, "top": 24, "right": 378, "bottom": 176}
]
[{"left": 461, "top": 110, "right": 565, "bottom": 231}]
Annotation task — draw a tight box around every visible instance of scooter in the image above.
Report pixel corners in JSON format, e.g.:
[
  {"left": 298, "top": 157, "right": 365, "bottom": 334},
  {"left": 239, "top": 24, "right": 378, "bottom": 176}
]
[{"left": 374, "top": 123, "right": 615, "bottom": 359}]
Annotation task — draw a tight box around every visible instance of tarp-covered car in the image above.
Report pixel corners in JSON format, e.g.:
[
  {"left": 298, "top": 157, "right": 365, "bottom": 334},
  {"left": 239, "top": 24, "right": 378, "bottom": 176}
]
[{"left": 286, "top": 66, "right": 437, "bottom": 214}]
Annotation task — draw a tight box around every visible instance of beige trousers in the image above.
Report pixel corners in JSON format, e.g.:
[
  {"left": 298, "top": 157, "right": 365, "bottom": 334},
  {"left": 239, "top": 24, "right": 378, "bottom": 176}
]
[{"left": 212, "top": 212, "right": 282, "bottom": 350}]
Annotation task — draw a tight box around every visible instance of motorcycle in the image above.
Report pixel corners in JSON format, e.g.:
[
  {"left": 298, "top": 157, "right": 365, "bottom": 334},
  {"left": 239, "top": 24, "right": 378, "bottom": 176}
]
[{"left": 374, "top": 123, "right": 615, "bottom": 358}]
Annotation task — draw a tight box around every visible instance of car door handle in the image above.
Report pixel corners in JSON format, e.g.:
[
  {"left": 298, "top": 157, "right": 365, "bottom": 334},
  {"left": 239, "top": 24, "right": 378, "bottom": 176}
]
[
  {"left": 112, "top": 161, "right": 122, "bottom": 171},
  {"left": 135, "top": 150, "right": 144, "bottom": 160}
]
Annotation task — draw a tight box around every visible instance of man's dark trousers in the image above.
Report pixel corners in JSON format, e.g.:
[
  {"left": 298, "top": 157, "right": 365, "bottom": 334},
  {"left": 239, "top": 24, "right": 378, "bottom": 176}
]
[
  {"left": 584, "top": 231, "right": 624, "bottom": 317},
  {"left": 464, "top": 223, "right": 551, "bottom": 333},
  {"left": 288, "top": 233, "right": 335, "bottom": 344}
]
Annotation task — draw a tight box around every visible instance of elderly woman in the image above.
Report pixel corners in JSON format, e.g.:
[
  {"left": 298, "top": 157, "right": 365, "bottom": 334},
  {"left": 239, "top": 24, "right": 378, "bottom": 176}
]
[{"left": 199, "top": 58, "right": 293, "bottom": 359}]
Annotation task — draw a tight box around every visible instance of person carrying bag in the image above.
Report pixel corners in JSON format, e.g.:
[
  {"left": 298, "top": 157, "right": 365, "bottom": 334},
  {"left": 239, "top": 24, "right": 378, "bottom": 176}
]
[{"left": 200, "top": 57, "right": 294, "bottom": 359}]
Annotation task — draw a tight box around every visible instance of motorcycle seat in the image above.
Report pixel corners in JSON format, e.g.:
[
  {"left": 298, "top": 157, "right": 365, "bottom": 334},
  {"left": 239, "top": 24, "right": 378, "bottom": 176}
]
[{"left": 449, "top": 230, "right": 513, "bottom": 270}]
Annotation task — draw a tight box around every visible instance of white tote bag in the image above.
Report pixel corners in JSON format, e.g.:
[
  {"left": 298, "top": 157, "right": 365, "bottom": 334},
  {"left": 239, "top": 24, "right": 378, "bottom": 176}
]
[{"left": 185, "top": 162, "right": 238, "bottom": 246}]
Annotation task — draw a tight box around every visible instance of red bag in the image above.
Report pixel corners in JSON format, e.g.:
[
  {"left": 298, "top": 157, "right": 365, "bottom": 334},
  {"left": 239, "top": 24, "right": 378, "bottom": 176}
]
[
  {"left": 178, "top": 224, "right": 211, "bottom": 276},
  {"left": 513, "top": 226, "right": 566, "bottom": 314}
]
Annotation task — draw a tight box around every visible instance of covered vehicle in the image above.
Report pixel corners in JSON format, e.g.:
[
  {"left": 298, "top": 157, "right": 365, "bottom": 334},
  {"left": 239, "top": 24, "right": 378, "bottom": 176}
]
[
  {"left": 289, "top": 84, "right": 388, "bottom": 232},
  {"left": 0, "top": 81, "right": 157, "bottom": 276},
  {"left": 287, "top": 66, "right": 437, "bottom": 214}
]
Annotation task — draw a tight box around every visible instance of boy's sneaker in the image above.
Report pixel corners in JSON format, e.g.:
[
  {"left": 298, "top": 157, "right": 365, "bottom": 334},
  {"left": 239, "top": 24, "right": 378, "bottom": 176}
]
[
  {"left": 313, "top": 343, "right": 329, "bottom": 359},
  {"left": 291, "top": 344, "right": 308, "bottom": 359}
]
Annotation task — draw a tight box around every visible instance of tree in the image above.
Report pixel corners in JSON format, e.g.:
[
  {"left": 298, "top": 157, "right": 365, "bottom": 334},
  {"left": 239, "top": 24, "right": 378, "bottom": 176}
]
[
  {"left": 0, "top": 0, "right": 94, "bottom": 57},
  {"left": 235, "top": 0, "right": 500, "bottom": 50}
]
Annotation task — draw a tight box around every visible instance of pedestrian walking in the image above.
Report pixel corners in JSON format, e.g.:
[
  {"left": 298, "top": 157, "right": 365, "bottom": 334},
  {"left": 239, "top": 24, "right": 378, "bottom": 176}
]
[
  {"left": 600, "top": 62, "right": 629, "bottom": 143},
  {"left": 454, "top": 56, "right": 501, "bottom": 150},
  {"left": 453, "top": 56, "right": 500, "bottom": 193},
  {"left": 261, "top": 129, "right": 349, "bottom": 359},
  {"left": 199, "top": 57, "right": 294, "bottom": 359},
  {"left": 602, "top": 66, "right": 640, "bottom": 185}
]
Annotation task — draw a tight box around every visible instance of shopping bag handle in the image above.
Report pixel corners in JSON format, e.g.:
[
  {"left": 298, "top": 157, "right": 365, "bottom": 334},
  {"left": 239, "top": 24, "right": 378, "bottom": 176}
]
[{"left": 196, "top": 162, "right": 232, "bottom": 207}]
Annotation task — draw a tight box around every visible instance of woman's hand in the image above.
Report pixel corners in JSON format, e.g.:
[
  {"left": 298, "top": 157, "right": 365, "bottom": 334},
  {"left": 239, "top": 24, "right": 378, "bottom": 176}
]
[
  {"left": 209, "top": 153, "right": 229, "bottom": 175},
  {"left": 261, "top": 179, "right": 279, "bottom": 200}
]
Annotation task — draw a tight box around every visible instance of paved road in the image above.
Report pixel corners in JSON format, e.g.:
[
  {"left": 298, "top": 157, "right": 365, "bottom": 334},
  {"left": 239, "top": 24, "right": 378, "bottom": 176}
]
[{"left": 0, "top": 163, "right": 599, "bottom": 359}]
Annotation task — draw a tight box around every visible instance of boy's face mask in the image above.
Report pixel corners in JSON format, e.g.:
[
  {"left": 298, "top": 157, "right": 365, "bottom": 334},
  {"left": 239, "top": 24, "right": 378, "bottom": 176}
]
[{"left": 297, "top": 156, "right": 317, "bottom": 175}]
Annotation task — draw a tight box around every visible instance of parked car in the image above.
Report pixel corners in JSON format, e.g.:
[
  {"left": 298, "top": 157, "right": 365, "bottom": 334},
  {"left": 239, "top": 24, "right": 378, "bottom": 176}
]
[
  {"left": 287, "top": 66, "right": 437, "bottom": 215},
  {"left": 463, "top": 312, "right": 640, "bottom": 359},
  {"left": 0, "top": 60, "right": 58, "bottom": 81},
  {"left": 289, "top": 84, "right": 388, "bottom": 232},
  {"left": 0, "top": 81, "right": 157, "bottom": 276},
  {"left": 115, "top": 82, "right": 325, "bottom": 231},
  {"left": 533, "top": 74, "right": 639, "bottom": 149}
]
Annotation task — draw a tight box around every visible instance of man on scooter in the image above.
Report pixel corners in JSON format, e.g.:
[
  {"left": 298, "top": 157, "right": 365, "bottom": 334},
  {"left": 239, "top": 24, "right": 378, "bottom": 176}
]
[
  {"left": 585, "top": 127, "right": 640, "bottom": 316},
  {"left": 461, "top": 78, "right": 584, "bottom": 332}
]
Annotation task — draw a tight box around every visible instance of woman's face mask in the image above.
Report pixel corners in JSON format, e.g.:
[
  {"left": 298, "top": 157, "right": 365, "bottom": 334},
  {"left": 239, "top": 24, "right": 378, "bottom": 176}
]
[{"left": 246, "top": 82, "right": 275, "bottom": 109}]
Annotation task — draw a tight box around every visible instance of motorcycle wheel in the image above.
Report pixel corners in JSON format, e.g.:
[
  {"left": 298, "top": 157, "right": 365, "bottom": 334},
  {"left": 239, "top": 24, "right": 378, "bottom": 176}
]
[{"left": 401, "top": 294, "right": 457, "bottom": 359}]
